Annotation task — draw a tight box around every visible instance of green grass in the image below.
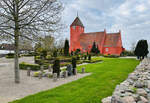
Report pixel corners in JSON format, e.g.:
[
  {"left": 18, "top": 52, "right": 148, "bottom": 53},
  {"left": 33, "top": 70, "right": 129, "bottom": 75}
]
[{"left": 10, "top": 58, "right": 139, "bottom": 103}]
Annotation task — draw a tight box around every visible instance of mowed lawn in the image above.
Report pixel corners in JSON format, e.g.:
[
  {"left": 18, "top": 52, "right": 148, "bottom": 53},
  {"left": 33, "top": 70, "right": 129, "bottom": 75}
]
[{"left": 10, "top": 58, "right": 139, "bottom": 103}]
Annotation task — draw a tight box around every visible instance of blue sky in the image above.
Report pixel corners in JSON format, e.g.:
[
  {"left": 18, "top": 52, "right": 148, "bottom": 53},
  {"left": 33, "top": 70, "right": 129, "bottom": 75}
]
[{"left": 61, "top": 0, "right": 150, "bottom": 50}]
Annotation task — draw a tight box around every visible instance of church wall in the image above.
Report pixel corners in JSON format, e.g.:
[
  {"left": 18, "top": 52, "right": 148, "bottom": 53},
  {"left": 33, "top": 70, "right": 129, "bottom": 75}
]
[
  {"left": 70, "top": 26, "right": 84, "bottom": 52},
  {"left": 103, "top": 47, "right": 123, "bottom": 55}
]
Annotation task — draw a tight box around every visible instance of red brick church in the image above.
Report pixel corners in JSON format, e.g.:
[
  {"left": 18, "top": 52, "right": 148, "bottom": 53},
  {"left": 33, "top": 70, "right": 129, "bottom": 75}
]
[{"left": 70, "top": 16, "right": 125, "bottom": 55}]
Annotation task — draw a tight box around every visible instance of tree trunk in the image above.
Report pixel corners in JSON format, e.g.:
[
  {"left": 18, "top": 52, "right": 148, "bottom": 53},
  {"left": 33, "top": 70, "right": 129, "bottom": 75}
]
[
  {"left": 14, "top": 0, "right": 20, "bottom": 83},
  {"left": 14, "top": 28, "right": 20, "bottom": 83}
]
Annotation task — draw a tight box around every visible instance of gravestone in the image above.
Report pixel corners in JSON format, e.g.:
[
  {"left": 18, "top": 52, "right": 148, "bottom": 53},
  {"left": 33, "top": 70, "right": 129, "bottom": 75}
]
[
  {"left": 27, "top": 67, "right": 31, "bottom": 76},
  {"left": 40, "top": 65, "right": 44, "bottom": 73},
  {"left": 53, "top": 59, "right": 61, "bottom": 77},
  {"left": 82, "top": 67, "right": 85, "bottom": 73},
  {"left": 48, "top": 65, "right": 52, "bottom": 72},
  {"left": 73, "top": 68, "right": 77, "bottom": 75},
  {"left": 64, "top": 71, "right": 68, "bottom": 78},
  {"left": 53, "top": 73, "right": 57, "bottom": 82},
  {"left": 67, "top": 64, "right": 73, "bottom": 76},
  {"left": 38, "top": 71, "right": 42, "bottom": 79}
]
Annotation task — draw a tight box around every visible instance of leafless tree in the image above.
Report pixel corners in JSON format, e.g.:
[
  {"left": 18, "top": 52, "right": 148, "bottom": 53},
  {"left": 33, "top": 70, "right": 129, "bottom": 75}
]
[
  {"left": 131, "top": 42, "right": 136, "bottom": 52},
  {"left": 0, "top": 0, "right": 63, "bottom": 83}
]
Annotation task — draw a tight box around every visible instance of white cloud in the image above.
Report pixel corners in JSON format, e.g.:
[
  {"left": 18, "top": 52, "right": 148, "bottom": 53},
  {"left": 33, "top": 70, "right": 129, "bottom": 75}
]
[{"left": 136, "top": 4, "right": 147, "bottom": 12}]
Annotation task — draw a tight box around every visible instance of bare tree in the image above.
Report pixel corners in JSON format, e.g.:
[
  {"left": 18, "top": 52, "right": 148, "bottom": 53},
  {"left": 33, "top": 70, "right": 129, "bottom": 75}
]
[
  {"left": 0, "top": 0, "right": 63, "bottom": 83},
  {"left": 131, "top": 42, "right": 136, "bottom": 52}
]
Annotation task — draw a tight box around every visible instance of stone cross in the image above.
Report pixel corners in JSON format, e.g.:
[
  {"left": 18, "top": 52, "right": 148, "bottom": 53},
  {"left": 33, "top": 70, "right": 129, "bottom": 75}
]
[
  {"left": 27, "top": 67, "right": 31, "bottom": 76},
  {"left": 82, "top": 67, "right": 85, "bottom": 73},
  {"left": 53, "top": 73, "right": 57, "bottom": 82}
]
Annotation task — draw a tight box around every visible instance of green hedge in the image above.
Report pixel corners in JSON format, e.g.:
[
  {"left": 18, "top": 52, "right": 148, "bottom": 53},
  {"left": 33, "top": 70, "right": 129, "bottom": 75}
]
[
  {"left": 6, "top": 53, "right": 21, "bottom": 59},
  {"left": 19, "top": 62, "right": 49, "bottom": 71},
  {"left": 5, "top": 53, "right": 15, "bottom": 58},
  {"left": 103, "top": 55, "right": 119, "bottom": 58},
  {"left": 83, "top": 60, "right": 102, "bottom": 63}
]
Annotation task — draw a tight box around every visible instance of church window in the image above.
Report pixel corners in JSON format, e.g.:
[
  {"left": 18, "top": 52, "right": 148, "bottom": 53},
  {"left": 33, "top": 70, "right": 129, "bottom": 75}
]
[{"left": 106, "top": 48, "right": 109, "bottom": 52}]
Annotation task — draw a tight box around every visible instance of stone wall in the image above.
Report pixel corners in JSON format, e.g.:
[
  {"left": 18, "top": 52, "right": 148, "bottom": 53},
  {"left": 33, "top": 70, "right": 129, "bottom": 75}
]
[{"left": 102, "top": 58, "right": 150, "bottom": 103}]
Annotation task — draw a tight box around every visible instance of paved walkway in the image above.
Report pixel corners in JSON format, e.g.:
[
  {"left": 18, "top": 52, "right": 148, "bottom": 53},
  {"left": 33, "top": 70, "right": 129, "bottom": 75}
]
[{"left": 0, "top": 57, "right": 91, "bottom": 103}]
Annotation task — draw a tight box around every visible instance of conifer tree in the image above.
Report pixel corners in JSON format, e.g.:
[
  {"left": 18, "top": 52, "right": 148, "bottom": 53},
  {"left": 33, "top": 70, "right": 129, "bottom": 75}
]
[
  {"left": 64, "top": 39, "right": 69, "bottom": 56},
  {"left": 96, "top": 45, "right": 100, "bottom": 54},
  {"left": 134, "top": 40, "right": 149, "bottom": 60},
  {"left": 90, "top": 41, "right": 97, "bottom": 53}
]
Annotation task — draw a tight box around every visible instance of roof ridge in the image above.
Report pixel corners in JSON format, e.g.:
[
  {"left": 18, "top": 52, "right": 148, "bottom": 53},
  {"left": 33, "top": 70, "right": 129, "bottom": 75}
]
[
  {"left": 107, "top": 32, "right": 120, "bottom": 35},
  {"left": 84, "top": 31, "right": 104, "bottom": 34}
]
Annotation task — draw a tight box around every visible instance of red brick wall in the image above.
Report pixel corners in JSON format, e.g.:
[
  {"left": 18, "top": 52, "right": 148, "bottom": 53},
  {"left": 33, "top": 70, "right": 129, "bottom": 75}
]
[
  {"left": 103, "top": 47, "right": 123, "bottom": 55},
  {"left": 70, "top": 26, "right": 84, "bottom": 52}
]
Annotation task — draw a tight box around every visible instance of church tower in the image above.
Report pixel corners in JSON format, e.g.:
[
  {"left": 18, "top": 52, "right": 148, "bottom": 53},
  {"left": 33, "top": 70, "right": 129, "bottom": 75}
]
[{"left": 70, "top": 16, "right": 84, "bottom": 52}]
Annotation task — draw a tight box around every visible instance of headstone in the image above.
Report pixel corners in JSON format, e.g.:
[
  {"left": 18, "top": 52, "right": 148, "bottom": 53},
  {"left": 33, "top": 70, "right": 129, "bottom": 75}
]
[
  {"left": 53, "top": 73, "right": 57, "bottom": 82},
  {"left": 40, "top": 65, "right": 44, "bottom": 73},
  {"left": 73, "top": 68, "right": 77, "bottom": 75},
  {"left": 82, "top": 67, "right": 85, "bottom": 73},
  {"left": 48, "top": 65, "right": 52, "bottom": 72},
  {"left": 27, "top": 67, "right": 31, "bottom": 76},
  {"left": 64, "top": 71, "right": 68, "bottom": 78},
  {"left": 38, "top": 71, "right": 42, "bottom": 79},
  {"left": 67, "top": 64, "right": 73, "bottom": 76}
]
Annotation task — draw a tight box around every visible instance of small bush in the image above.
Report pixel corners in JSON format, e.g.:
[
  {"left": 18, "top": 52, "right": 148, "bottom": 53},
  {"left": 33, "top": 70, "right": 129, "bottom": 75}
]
[
  {"left": 53, "top": 58, "right": 61, "bottom": 77},
  {"left": 46, "top": 55, "right": 51, "bottom": 60},
  {"left": 35, "top": 56, "right": 41, "bottom": 60},
  {"left": 53, "top": 51, "right": 57, "bottom": 57},
  {"left": 76, "top": 56, "right": 80, "bottom": 60},
  {"left": 121, "top": 50, "right": 135, "bottom": 56},
  {"left": 72, "top": 57, "right": 77, "bottom": 68},
  {"left": 88, "top": 54, "right": 91, "bottom": 60},
  {"left": 84, "top": 55, "right": 87, "bottom": 60},
  {"left": 41, "top": 50, "right": 47, "bottom": 59}
]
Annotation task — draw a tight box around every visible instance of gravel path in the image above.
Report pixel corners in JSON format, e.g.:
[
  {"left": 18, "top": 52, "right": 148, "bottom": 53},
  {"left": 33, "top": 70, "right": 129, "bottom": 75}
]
[{"left": 0, "top": 57, "right": 91, "bottom": 103}]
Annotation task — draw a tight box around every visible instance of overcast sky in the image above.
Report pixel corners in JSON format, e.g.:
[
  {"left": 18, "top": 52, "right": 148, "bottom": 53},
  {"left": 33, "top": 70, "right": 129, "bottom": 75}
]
[{"left": 61, "top": 0, "right": 150, "bottom": 51}]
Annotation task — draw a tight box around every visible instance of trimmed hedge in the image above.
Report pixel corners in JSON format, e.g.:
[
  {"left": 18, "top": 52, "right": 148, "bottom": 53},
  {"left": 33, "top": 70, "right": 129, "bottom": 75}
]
[
  {"left": 5, "top": 53, "right": 15, "bottom": 58},
  {"left": 6, "top": 53, "right": 21, "bottom": 58},
  {"left": 103, "top": 55, "right": 119, "bottom": 58},
  {"left": 19, "top": 62, "right": 49, "bottom": 71},
  {"left": 83, "top": 60, "right": 102, "bottom": 63}
]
